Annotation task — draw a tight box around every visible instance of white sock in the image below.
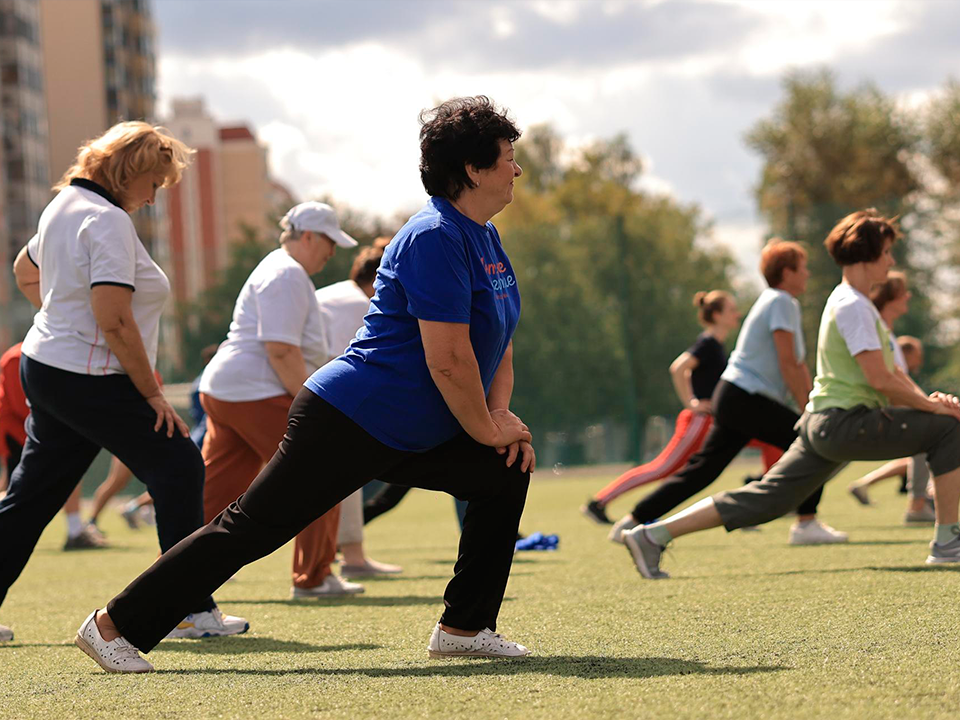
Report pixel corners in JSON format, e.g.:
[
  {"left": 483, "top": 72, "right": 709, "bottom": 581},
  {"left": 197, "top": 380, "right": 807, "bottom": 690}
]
[{"left": 66, "top": 512, "right": 84, "bottom": 538}]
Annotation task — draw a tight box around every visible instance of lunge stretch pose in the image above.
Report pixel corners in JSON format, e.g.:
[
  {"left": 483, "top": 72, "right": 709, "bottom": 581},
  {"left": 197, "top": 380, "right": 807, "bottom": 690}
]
[
  {"left": 622, "top": 210, "right": 960, "bottom": 580},
  {"left": 581, "top": 291, "right": 782, "bottom": 526},
  {"left": 76, "top": 96, "right": 536, "bottom": 673},
  {"left": 0, "top": 122, "right": 246, "bottom": 644},
  {"left": 609, "top": 239, "right": 848, "bottom": 547},
  {"left": 847, "top": 272, "right": 934, "bottom": 523}
]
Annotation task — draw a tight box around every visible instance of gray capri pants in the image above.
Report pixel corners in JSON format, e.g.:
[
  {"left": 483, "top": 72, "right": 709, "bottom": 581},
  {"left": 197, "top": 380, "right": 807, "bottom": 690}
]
[{"left": 714, "top": 405, "right": 960, "bottom": 530}]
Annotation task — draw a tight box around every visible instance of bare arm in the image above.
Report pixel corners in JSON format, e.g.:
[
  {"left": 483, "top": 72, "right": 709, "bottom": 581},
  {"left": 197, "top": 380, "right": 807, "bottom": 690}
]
[
  {"left": 486, "top": 341, "right": 514, "bottom": 411},
  {"left": 856, "top": 350, "right": 960, "bottom": 418},
  {"left": 773, "top": 329, "right": 812, "bottom": 408},
  {"left": 264, "top": 341, "right": 308, "bottom": 397},
  {"left": 669, "top": 351, "right": 710, "bottom": 413},
  {"left": 13, "top": 246, "right": 40, "bottom": 309},
  {"left": 90, "top": 285, "right": 188, "bottom": 437},
  {"left": 419, "top": 319, "right": 531, "bottom": 448}
]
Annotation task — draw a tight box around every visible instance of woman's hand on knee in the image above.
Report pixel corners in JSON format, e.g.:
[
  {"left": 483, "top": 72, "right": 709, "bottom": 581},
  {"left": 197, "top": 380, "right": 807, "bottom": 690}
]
[
  {"left": 930, "top": 392, "right": 960, "bottom": 421},
  {"left": 146, "top": 394, "right": 191, "bottom": 438},
  {"left": 489, "top": 408, "right": 532, "bottom": 448},
  {"left": 496, "top": 440, "right": 536, "bottom": 473}
]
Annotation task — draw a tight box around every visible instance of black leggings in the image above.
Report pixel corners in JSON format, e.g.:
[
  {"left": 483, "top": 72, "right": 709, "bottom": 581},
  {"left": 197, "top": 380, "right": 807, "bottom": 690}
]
[
  {"left": 108, "top": 389, "right": 530, "bottom": 653},
  {"left": 0, "top": 357, "right": 213, "bottom": 613},
  {"left": 630, "top": 380, "right": 822, "bottom": 522}
]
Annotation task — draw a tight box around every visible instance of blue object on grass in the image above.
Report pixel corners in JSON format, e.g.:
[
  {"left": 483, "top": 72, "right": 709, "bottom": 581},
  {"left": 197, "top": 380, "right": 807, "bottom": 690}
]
[{"left": 515, "top": 532, "right": 559, "bottom": 551}]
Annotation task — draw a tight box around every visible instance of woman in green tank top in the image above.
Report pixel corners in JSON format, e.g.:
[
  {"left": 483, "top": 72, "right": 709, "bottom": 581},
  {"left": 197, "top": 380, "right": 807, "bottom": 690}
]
[{"left": 620, "top": 209, "right": 960, "bottom": 579}]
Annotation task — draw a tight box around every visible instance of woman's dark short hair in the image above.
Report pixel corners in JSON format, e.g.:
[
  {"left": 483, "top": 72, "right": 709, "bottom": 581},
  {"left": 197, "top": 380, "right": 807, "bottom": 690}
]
[
  {"left": 419, "top": 96, "right": 521, "bottom": 201},
  {"left": 350, "top": 246, "right": 384, "bottom": 287},
  {"left": 824, "top": 209, "right": 900, "bottom": 266}
]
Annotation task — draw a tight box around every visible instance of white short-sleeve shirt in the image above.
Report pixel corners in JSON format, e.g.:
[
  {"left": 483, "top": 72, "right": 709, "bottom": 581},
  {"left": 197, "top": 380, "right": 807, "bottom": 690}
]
[
  {"left": 21, "top": 179, "right": 170, "bottom": 375},
  {"left": 200, "top": 248, "right": 328, "bottom": 402},
  {"left": 315, "top": 280, "right": 371, "bottom": 360}
]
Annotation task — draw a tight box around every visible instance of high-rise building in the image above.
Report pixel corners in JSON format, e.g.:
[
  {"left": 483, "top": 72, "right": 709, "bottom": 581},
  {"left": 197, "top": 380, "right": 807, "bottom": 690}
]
[
  {"left": 164, "top": 97, "right": 291, "bottom": 306},
  {"left": 0, "top": 0, "right": 49, "bottom": 347},
  {"left": 40, "top": 0, "right": 161, "bottom": 255}
]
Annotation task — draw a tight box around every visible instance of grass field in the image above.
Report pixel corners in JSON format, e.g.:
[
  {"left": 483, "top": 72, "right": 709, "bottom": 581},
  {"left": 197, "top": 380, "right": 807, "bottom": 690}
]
[{"left": 1, "top": 459, "right": 958, "bottom": 720}]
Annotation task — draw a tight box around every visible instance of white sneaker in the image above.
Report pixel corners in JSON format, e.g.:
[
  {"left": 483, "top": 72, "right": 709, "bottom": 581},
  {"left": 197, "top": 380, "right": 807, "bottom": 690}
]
[
  {"left": 427, "top": 623, "right": 530, "bottom": 658},
  {"left": 291, "top": 574, "right": 365, "bottom": 598},
  {"left": 608, "top": 514, "right": 639, "bottom": 545},
  {"left": 789, "top": 520, "right": 849, "bottom": 545},
  {"left": 75, "top": 610, "right": 153, "bottom": 673},
  {"left": 0, "top": 624, "right": 12, "bottom": 642},
  {"left": 165, "top": 608, "right": 249, "bottom": 639}
]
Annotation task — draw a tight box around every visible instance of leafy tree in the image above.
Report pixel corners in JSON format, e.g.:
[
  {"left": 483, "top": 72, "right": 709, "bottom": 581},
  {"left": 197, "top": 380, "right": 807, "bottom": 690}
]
[{"left": 746, "top": 69, "right": 928, "bottom": 375}]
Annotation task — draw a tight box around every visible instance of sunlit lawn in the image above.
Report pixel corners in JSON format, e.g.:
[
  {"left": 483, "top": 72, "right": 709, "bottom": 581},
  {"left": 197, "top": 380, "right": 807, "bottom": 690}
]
[{"left": 1, "top": 459, "right": 957, "bottom": 719}]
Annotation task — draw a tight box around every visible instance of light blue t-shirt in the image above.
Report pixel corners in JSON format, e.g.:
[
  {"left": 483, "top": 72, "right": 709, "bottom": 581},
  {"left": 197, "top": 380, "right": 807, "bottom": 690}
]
[{"left": 721, "top": 287, "right": 805, "bottom": 406}]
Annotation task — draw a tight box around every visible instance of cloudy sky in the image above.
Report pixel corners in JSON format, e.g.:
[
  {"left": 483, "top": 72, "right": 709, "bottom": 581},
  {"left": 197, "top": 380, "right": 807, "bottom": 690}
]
[{"left": 153, "top": 0, "right": 960, "bottom": 278}]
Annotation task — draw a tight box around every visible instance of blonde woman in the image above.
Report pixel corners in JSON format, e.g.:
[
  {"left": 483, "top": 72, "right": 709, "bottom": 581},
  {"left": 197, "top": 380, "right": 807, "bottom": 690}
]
[{"left": 0, "top": 122, "right": 246, "bottom": 648}]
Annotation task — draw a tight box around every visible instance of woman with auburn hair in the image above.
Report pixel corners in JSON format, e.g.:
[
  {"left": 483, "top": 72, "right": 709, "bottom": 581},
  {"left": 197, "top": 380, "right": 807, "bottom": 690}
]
[
  {"left": 607, "top": 238, "right": 848, "bottom": 555},
  {"left": 582, "top": 291, "right": 782, "bottom": 526},
  {"left": 623, "top": 210, "right": 960, "bottom": 580},
  {"left": 0, "top": 121, "right": 246, "bottom": 649},
  {"left": 77, "top": 96, "right": 533, "bottom": 673},
  {"left": 848, "top": 272, "right": 936, "bottom": 523}
]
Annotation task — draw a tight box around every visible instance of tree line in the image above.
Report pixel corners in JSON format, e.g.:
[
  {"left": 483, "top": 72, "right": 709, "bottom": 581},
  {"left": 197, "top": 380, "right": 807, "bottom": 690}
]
[{"left": 173, "top": 70, "right": 960, "bottom": 463}]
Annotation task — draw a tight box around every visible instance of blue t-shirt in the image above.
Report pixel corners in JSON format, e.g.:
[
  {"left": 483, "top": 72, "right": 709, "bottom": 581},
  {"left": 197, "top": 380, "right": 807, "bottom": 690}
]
[
  {"left": 304, "top": 197, "right": 521, "bottom": 452},
  {"left": 720, "top": 287, "right": 805, "bottom": 406}
]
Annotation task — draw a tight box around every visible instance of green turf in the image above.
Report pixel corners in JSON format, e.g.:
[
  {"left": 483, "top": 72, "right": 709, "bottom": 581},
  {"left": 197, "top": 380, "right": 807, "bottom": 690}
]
[{"left": 1, "top": 460, "right": 957, "bottom": 719}]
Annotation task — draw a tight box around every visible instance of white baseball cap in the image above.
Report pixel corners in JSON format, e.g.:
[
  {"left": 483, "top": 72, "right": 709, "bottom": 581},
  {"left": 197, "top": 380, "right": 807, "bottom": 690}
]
[{"left": 280, "top": 202, "right": 357, "bottom": 248}]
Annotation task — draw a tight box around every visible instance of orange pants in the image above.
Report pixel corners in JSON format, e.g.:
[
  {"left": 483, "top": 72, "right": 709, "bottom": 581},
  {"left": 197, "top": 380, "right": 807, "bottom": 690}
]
[{"left": 200, "top": 393, "right": 340, "bottom": 589}]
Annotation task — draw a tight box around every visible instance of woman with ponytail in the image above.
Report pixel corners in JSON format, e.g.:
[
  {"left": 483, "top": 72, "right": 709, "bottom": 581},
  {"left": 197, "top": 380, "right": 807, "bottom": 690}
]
[{"left": 582, "top": 290, "right": 778, "bottom": 523}]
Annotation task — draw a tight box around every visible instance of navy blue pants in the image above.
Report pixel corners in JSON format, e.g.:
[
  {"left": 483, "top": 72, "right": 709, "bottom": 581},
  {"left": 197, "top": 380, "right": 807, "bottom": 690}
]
[{"left": 0, "top": 356, "right": 214, "bottom": 613}]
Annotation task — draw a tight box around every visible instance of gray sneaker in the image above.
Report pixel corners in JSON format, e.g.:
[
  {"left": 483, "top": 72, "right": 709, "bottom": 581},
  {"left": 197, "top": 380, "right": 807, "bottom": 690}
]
[
  {"left": 926, "top": 536, "right": 960, "bottom": 564},
  {"left": 623, "top": 527, "right": 669, "bottom": 579}
]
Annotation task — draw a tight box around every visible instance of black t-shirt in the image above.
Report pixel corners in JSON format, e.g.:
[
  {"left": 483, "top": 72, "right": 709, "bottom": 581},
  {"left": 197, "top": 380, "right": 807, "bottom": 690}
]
[{"left": 688, "top": 333, "right": 727, "bottom": 400}]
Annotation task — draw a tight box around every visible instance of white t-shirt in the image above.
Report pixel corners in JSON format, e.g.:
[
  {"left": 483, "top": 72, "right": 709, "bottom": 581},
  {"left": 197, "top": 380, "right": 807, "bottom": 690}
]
[
  {"left": 832, "top": 284, "right": 884, "bottom": 357},
  {"left": 315, "top": 280, "right": 371, "bottom": 359},
  {"left": 200, "top": 248, "right": 328, "bottom": 402},
  {"left": 21, "top": 181, "right": 170, "bottom": 375}
]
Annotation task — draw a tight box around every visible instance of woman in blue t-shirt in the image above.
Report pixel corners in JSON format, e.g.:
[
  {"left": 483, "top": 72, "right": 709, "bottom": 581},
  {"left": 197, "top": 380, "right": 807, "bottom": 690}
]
[{"left": 77, "top": 97, "right": 535, "bottom": 673}]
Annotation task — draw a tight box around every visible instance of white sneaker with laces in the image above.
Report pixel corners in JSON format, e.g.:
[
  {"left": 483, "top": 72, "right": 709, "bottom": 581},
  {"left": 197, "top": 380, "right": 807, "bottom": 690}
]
[
  {"left": 608, "top": 514, "right": 639, "bottom": 545},
  {"left": 75, "top": 610, "right": 153, "bottom": 673},
  {"left": 165, "top": 608, "right": 249, "bottom": 639},
  {"left": 789, "top": 520, "right": 849, "bottom": 545},
  {"left": 0, "top": 624, "right": 12, "bottom": 642},
  {"left": 427, "top": 623, "right": 530, "bottom": 658},
  {"left": 291, "top": 574, "right": 365, "bottom": 598}
]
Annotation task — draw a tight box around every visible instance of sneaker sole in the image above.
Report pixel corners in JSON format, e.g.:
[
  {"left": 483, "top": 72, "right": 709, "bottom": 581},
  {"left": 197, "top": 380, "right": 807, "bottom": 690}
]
[
  {"left": 623, "top": 532, "right": 660, "bottom": 579},
  {"left": 428, "top": 649, "right": 530, "bottom": 659},
  {"left": 74, "top": 633, "right": 154, "bottom": 673},
  {"left": 166, "top": 622, "right": 250, "bottom": 639},
  {"left": 926, "top": 555, "right": 960, "bottom": 564}
]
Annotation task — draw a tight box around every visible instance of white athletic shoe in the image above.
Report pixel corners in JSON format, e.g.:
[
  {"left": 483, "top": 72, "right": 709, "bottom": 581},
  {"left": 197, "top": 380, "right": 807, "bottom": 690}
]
[
  {"left": 789, "top": 520, "right": 849, "bottom": 545},
  {"left": 427, "top": 623, "right": 531, "bottom": 659},
  {"left": 165, "top": 608, "right": 249, "bottom": 639},
  {"left": 291, "top": 574, "right": 365, "bottom": 598},
  {"left": 0, "top": 624, "right": 12, "bottom": 642},
  {"left": 75, "top": 610, "right": 153, "bottom": 673},
  {"left": 608, "top": 514, "right": 639, "bottom": 545}
]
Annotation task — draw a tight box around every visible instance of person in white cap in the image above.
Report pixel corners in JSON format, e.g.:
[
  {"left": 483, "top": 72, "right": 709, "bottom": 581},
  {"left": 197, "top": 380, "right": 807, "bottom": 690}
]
[{"left": 194, "top": 201, "right": 363, "bottom": 602}]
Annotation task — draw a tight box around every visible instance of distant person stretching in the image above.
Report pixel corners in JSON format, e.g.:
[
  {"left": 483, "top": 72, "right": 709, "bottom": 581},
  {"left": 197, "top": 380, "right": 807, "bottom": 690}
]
[
  {"left": 582, "top": 292, "right": 783, "bottom": 528},
  {"left": 76, "top": 96, "right": 535, "bottom": 673},
  {"left": 622, "top": 210, "right": 960, "bottom": 580},
  {"left": 609, "top": 239, "right": 848, "bottom": 548}
]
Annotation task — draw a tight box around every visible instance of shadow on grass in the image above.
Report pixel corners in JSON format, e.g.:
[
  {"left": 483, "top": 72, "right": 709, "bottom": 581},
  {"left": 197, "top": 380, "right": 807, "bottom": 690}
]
[
  {"left": 727, "top": 563, "right": 960, "bottom": 578},
  {"left": 0, "top": 641, "right": 74, "bottom": 649},
  {"left": 151, "top": 655, "right": 785, "bottom": 679},
  {"left": 220, "top": 595, "right": 515, "bottom": 607},
  {"left": 35, "top": 546, "right": 144, "bottom": 555},
  {"left": 156, "top": 636, "right": 380, "bottom": 654},
  {"left": 354, "top": 572, "right": 533, "bottom": 583}
]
